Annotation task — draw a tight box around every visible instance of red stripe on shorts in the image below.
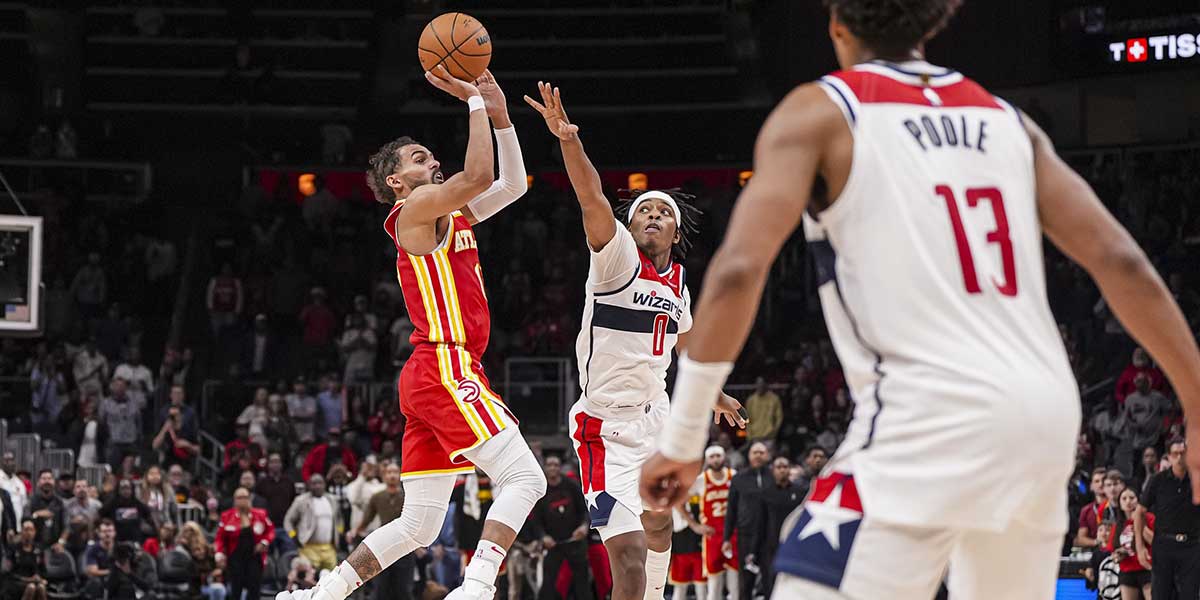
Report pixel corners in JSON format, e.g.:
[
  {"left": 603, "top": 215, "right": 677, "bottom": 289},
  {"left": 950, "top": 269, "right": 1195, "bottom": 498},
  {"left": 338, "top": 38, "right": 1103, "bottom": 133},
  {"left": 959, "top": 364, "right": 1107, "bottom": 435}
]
[{"left": 572, "top": 412, "right": 606, "bottom": 493}]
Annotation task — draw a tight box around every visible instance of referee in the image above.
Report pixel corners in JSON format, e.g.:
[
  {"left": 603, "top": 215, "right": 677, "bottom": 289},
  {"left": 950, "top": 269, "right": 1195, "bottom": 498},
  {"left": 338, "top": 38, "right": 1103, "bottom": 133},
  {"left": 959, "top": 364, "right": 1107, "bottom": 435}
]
[{"left": 1135, "top": 437, "right": 1200, "bottom": 600}]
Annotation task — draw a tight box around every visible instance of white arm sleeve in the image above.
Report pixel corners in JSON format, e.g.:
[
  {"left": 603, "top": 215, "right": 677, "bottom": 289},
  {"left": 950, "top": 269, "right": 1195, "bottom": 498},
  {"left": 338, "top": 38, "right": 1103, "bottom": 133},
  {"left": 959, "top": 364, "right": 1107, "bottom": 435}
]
[
  {"left": 465, "top": 126, "right": 528, "bottom": 223},
  {"left": 659, "top": 354, "right": 734, "bottom": 462}
]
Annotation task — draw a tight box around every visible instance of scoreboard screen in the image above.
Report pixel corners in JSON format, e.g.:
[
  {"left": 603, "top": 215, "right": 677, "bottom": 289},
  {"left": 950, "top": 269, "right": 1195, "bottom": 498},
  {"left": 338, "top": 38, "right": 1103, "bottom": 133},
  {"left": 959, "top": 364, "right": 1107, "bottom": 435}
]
[{"left": 1055, "top": 1, "right": 1200, "bottom": 73}]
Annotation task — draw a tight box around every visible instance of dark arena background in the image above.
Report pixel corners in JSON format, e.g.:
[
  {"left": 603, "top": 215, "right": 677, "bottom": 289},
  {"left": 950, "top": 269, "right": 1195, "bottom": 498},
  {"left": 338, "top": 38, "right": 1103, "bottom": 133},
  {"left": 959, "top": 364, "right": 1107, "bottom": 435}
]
[{"left": 1, "top": 1, "right": 1199, "bottom": 600}]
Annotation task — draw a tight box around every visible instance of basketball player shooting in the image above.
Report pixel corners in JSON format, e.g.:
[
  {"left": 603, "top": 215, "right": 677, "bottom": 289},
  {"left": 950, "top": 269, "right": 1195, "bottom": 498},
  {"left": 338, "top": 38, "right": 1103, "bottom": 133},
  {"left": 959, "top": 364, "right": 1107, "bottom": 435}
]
[
  {"left": 276, "top": 66, "right": 545, "bottom": 600},
  {"left": 640, "top": 1, "right": 1200, "bottom": 599},
  {"left": 524, "top": 82, "right": 746, "bottom": 600}
]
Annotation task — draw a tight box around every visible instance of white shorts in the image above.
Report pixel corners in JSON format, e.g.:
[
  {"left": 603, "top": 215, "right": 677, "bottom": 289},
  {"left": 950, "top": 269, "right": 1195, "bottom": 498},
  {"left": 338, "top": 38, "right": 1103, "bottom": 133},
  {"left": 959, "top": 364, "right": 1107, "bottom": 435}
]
[
  {"left": 770, "top": 468, "right": 1064, "bottom": 600},
  {"left": 568, "top": 398, "right": 668, "bottom": 540}
]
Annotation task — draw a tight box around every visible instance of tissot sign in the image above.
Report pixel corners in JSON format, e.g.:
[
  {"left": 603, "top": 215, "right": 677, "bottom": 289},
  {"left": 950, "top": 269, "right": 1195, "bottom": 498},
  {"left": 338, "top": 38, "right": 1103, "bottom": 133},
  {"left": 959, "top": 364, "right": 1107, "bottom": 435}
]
[{"left": 1108, "top": 33, "right": 1199, "bottom": 63}]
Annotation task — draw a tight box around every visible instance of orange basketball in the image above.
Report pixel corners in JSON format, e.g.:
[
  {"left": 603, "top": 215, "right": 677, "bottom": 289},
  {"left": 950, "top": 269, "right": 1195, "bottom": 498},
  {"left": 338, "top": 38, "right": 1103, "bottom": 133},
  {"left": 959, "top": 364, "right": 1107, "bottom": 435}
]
[{"left": 418, "top": 12, "right": 491, "bottom": 82}]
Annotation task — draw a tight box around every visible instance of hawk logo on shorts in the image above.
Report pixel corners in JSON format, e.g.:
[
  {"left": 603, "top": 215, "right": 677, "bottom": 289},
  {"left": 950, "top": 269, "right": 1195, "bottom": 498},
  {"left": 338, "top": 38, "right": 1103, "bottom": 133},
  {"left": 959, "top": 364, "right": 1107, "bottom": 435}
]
[{"left": 456, "top": 380, "right": 482, "bottom": 403}]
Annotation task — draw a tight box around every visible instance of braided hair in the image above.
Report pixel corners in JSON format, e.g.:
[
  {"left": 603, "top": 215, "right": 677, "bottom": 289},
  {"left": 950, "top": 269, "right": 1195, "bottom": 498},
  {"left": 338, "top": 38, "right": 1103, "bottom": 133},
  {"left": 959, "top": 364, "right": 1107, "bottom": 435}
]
[
  {"left": 824, "top": 0, "right": 962, "bottom": 58},
  {"left": 614, "top": 188, "right": 702, "bottom": 261}
]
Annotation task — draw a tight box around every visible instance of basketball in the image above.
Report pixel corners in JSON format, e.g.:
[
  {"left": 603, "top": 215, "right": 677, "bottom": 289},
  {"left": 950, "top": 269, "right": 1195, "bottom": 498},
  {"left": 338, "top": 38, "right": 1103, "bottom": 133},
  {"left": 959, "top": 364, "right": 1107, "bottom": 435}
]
[{"left": 418, "top": 12, "right": 491, "bottom": 82}]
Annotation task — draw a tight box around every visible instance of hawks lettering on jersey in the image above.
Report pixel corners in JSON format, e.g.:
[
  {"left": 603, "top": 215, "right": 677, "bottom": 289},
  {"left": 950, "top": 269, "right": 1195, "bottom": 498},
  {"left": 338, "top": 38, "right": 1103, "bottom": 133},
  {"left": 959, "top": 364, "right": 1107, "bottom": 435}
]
[
  {"left": 699, "top": 467, "right": 733, "bottom": 525},
  {"left": 383, "top": 206, "right": 491, "bottom": 358},
  {"left": 576, "top": 221, "right": 692, "bottom": 411}
]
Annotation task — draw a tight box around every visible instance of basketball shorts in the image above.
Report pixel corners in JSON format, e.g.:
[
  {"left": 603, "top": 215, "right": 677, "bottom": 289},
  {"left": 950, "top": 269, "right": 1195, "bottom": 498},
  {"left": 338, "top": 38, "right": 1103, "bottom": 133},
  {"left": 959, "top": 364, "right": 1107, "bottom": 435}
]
[
  {"left": 703, "top": 531, "right": 737, "bottom": 575},
  {"left": 669, "top": 552, "right": 704, "bottom": 585},
  {"left": 398, "top": 344, "right": 518, "bottom": 480},
  {"left": 568, "top": 397, "right": 668, "bottom": 539},
  {"left": 771, "top": 468, "right": 1065, "bottom": 599}
]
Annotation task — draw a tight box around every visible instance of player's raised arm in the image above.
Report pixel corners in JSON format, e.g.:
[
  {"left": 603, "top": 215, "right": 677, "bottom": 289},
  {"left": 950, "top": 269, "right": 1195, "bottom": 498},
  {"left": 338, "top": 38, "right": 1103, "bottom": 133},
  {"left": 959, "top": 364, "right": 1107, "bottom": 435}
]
[
  {"left": 460, "top": 70, "right": 528, "bottom": 225},
  {"left": 641, "top": 83, "right": 845, "bottom": 508},
  {"left": 397, "top": 65, "right": 494, "bottom": 227},
  {"left": 524, "top": 82, "right": 616, "bottom": 251},
  {"left": 1030, "top": 115, "right": 1200, "bottom": 501}
]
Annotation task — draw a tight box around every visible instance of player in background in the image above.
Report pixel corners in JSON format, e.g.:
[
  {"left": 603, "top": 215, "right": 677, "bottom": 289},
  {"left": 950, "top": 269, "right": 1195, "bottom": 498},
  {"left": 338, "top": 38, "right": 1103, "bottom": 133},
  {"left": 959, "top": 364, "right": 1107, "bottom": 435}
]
[
  {"left": 524, "top": 82, "right": 746, "bottom": 600},
  {"left": 669, "top": 497, "right": 708, "bottom": 600},
  {"left": 277, "top": 66, "right": 543, "bottom": 600},
  {"left": 641, "top": 0, "right": 1200, "bottom": 598},
  {"left": 678, "top": 446, "right": 738, "bottom": 600}
]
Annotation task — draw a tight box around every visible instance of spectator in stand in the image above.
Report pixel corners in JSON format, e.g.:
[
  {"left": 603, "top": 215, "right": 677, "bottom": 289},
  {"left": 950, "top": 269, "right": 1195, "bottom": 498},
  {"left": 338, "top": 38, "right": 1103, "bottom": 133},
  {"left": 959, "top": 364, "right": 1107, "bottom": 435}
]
[
  {"left": 158, "top": 346, "right": 195, "bottom": 391},
  {"left": 112, "top": 347, "right": 154, "bottom": 396},
  {"left": 1110, "top": 487, "right": 1154, "bottom": 599},
  {"left": 92, "top": 304, "right": 129, "bottom": 363},
  {"left": 82, "top": 518, "right": 117, "bottom": 600},
  {"left": 241, "top": 314, "right": 279, "bottom": 379},
  {"left": 1075, "top": 467, "right": 1109, "bottom": 549},
  {"left": 301, "top": 428, "right": 357, "bottom": 482},
  {"left": 24, "top": 470, "right": 65, "bottom": 550},
  {"left": 745, "top": 377, "right": 783, "bottom": 443},
  {"left": 530, "top": 454, "right": 592, "bottom": 600},
  {"left": 4, "top": 519, "right": 47, "bottom": 600},
  {"left": 345, "top": 457, "right": 384, "bottom": 538},
  {"left": 136, "top": 466, "right": 177, "bottom": 528},
  {"left": 345, "top": 295, "right": 379, "bottom": 332},
  {"left": 153, "top": 404, "right": 199, "bottom": 467},
  {"left": 388, "top": 311, "right": 414, "bottom": 368},
  {"left": 716, "top": 432, "right": 746, "bottom": 471},
  {"left": 0, "top": 488, "right": 14, "bottom": 564},
  {"left": 223, "top": 422, "right": 264, "bottom": 480},
  {"left": 284, "top": 474, "right": 342, "bottom": 573},
  {"left": 256, "top": 453, "right": 297, "bottom": 554},
  {"left": 798, "top": 445, "right": 828, "bottom": 484},
  {"left": 299, "top": 287, "right": 336, "bottom": 368},
  {"left": 1138, "top": 447, "right": 1162, "bottom": 494},
  {"left": 73, "top": 337, "right": 110, "bottom": 396},
  {"left": 157, "top": 384, "right": 198, "bottom": 442},
  {"left": 206, "top": 263, "right": 243, "bottom": 340},
  {"left": 99, "top": 377, "right": 145, "bottom": 466},
  {"left": 339, "top": 312, "right": 378, "bottom": 385},
  {"left": 214, "top": 487, "right": 274, "bottom": 600},
  {"left": 355, "top": 462, "right": 412, "bottom": 600},
  {"left": 366, "top": 401, "right": 404, "bottom": 453},
  {"left": 232, "top": 471, "right": 270, "bottom": 511},
  {"left": 287, "top": 377, "right": 319, "bottom": 443},
  {"left": 1137, "top": 437, "right": 1200, "bottom": 600},
  {"left": 100, "top": 479, "right": 152, "bottom": 543},
  {"left": 65, "top": 394, "right": 107, "bottom": 468},
  {"left": 70, "top": 251, "right": 107, "bottom": 322},
  {"left": 316, "top": 375, "right": 343, "bottom": 434},
  {"left": 0, "top": 451, "right": 27, "bottom": 521},
  {"left": 65, "top": 479, "right": 101, "bottom": 525},
  {"left": 754, "top": 456, "right": 806, "bottom": 599},
  {"left": 287, "top": 555, "right": 318, "bottom": 592},
  {"left": 1115, "top": 347, "right": 1167, "bottom": 405},
  {"left": 55, "top": 472, "right": 74, "bottom": 500},
  {"left": 264, "top": 394, "right": 299, "bottom": 459},
  {"left": 237, "top": 387, "right": 271, "bottom": 446},
  {"left": 30, "top": 354, "right": 67, "bottom": 433},
  {"left": 142, "top": 521, "right": 177, "bottom": 557},
  {"left": 724, "top": 442, "right": 771, "bottom": 600},
  {"left": 1122, "top": 373, "right": 1171, "bottom": 473},
  {"left": 178, "top": 521, "right": 224, "bottom": 600}
]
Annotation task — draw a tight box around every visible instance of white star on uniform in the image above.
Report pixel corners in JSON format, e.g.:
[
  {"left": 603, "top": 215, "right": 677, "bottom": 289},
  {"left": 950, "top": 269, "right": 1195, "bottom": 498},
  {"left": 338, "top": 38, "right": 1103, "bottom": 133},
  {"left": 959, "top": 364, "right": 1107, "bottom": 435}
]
[{"left": 796, "top": 483, "right": 861, "bottom": 550}]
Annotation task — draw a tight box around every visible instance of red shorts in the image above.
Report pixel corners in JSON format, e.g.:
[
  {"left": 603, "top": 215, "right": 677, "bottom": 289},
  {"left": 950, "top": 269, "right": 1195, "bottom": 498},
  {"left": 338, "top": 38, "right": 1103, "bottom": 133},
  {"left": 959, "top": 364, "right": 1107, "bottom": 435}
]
[
  {"left": 703, "top": 531, "right": 736, "bottom": 575},
  {"left": 669, "top": 552, "right": 705, "bottom": 585},
  {"left": 398, "top": 344, "right": 517, "bottom": 479}
]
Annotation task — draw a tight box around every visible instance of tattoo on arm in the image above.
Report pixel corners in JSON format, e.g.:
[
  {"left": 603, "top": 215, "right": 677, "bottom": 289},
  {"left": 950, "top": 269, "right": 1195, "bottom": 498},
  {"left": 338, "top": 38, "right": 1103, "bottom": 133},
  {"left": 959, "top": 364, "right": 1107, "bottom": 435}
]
[{"left": 346, "top": 546, "right": 383, "bottom": 581}]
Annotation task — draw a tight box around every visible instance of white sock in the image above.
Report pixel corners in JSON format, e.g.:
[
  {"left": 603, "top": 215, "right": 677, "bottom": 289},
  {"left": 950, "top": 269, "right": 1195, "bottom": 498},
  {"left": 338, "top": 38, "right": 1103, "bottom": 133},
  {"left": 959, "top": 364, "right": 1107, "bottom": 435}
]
[
  {"left": 644, "top": 548, "right": 670, "bottom": 600},
  {"left": 463, "top": 539, "right": 506, "bottom": 595},
  {"left": 314, "top": 562, "right": 361, "bottom": 600}
]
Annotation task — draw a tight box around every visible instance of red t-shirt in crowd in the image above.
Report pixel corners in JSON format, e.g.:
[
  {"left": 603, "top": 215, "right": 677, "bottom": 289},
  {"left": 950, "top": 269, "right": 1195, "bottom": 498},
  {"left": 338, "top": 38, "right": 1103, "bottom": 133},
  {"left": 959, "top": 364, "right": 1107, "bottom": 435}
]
[
  {"left": 1110, "top": 512, "right": 1155, "bottom": 573},
  {"left": 1078, "top": 500, "right": 1104, "bottom": 539}
]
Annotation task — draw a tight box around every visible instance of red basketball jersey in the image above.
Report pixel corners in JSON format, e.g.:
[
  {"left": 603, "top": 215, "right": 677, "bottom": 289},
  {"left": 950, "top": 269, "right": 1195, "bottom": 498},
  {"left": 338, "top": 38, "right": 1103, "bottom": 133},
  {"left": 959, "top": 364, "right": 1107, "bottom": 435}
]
[
  {"left": 383, "top": 205, "right": 490, "bottom": 357},
  {"left": 700, "top": 467, "right": 733, "bottom": 526}
]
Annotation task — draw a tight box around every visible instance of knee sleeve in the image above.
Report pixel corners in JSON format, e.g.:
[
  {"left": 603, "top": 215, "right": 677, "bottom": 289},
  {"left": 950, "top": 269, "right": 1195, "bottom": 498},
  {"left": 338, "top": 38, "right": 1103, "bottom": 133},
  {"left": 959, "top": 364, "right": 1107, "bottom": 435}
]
[
  {"left": 363, "top": 475, "right": 454, "bottom": 565},
  {"left": 466, "top": 428, "right": 547, "bottom": 532}
]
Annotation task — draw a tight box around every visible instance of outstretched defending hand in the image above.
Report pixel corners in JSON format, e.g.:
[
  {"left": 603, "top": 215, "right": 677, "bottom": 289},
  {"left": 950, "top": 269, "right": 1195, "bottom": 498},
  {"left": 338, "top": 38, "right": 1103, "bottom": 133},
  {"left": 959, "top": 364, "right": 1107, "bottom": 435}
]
[
  {"left": 425, "top": 65, "right": 480, "bottom": 102},
  {"left": 523, "top": 81, "right": 579, "bottom": 140},
  {"left": 714, "top": 393, "right": 748, "bottom": 429}
]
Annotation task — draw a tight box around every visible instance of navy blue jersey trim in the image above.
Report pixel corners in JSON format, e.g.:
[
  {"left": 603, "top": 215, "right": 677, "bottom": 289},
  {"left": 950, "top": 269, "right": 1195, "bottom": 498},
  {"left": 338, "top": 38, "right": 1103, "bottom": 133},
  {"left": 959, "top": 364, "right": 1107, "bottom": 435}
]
[
  {"left": 818, "top": 79, "right": 857, "bottom": 125},
  {"left": 585, "top": 301, "right": 596, "bottom": 397},
  {"left": 869, "top": 60, "right": 957, "bottom": 78},
  {"left": 594, "top": 265, "right": 640, "bottom": 298}
]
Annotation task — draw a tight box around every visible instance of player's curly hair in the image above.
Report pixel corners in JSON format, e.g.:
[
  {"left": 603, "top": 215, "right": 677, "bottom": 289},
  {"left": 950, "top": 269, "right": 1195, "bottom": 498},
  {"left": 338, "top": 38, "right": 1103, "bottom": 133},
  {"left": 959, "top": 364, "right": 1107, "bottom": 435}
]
[
  {"left": 366, "top": 136, "right": 418, "bottom": 204},
  {"left": 614, "top": 188, "right": 702, "bottom": 261},
  {"left": 824, "top": 0, "right": 962, "bottom": 58}
]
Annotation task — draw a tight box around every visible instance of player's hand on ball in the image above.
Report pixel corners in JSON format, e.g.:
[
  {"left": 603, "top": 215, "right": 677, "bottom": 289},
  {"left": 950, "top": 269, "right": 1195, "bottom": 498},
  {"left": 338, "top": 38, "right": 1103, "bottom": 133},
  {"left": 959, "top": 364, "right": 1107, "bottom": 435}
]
[
  {"left": 714, "top": 393, "right": 748, "bottom": 429},
  {"left": 523, "top": 81, "right": 578, "bottom": 141},
  {"left": 640, "top": 451, "right": 701, "bottom": 509},
  {"left": 472, "top": 70, "right": 507, "bottom": 119},
  {"left": 425, "top": 65, "right": 480, "bottom": 102}
]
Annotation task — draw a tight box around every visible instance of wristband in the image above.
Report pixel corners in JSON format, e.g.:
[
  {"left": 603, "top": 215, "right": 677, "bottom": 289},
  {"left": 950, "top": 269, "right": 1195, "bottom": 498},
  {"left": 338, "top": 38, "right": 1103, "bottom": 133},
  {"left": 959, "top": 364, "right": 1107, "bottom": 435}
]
[
  {"left": 467, "top": 96, "right": 486, "bottom": 113},
  {"left": 658, "top": 354, "right": 733, "bottom": 461}
]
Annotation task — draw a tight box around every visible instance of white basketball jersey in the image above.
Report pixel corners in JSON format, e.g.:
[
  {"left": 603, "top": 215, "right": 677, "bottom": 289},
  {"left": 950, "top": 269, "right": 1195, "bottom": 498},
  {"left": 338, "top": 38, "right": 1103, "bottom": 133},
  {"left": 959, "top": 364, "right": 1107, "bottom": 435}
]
[
  {"left": 808, "top": 61, "right": 1081, "bottom": 531},
  {"left": 576, "top": 222, "right": 692, "bottom": 416}
]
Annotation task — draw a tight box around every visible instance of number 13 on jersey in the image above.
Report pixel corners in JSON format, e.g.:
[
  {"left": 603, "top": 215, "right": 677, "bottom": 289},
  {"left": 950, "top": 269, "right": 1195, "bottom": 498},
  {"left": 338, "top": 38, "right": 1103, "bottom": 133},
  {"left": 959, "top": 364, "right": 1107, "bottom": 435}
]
[{"left": 933, "top": 184, "right": 1019, "bottom": 297}]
